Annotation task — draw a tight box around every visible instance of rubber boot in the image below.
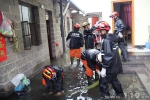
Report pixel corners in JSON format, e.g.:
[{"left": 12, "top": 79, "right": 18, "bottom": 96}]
[
  {"left": 77, "top": 59, "right": 80, "bottom": 66},
  {"left": 70, "top": 57, "right": 74, "bottom": 65}
]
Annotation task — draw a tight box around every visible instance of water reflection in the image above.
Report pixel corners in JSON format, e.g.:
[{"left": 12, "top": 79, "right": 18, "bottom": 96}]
[{"left": 1, "top": 61, "right": 149, "bottom": 100}]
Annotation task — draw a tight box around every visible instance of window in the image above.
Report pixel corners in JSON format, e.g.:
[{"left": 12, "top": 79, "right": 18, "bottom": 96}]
[{"left": 19, "top": 5, "right": 38, "bottom": 50}]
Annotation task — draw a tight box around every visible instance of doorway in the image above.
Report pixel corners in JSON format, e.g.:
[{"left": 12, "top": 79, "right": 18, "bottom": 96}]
[
  {"left": 45, "top": 10, "right": 53, "bottom": 60},
  {"left": 111, "top": 0, "right": 134, "bottom": 47}
]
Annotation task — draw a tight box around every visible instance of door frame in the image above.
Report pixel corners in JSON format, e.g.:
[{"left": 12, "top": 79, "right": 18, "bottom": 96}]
[
  {"left": 45, "top": 10, "right": 53, "bottom": 60},
  {"left": 111, "top": 0, "right": 134, "bottom": 47}
]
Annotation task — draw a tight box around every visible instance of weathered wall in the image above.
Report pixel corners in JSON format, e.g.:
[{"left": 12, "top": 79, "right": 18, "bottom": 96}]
[{"left": 0, "top": 0, "right": 73, "bottom": 96}]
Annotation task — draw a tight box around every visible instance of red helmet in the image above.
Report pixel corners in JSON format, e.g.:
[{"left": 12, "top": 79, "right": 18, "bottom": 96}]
[
  {"left": 96, "top": 21, "right": 110, "bottom": 31},
  {"left": 109, "top": 11, "right": 119, "bottom": 18},
  {"left": 74, "top": 23, "right": 80, "bottom": 29},
  {"left": 42, "top": 66, "right": 56, "bottom": 79}
]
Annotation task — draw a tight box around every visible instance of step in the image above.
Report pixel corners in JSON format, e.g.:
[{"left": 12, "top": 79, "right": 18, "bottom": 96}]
[{"left": 137, "top": 74, "right": 150, "bottom": 95}]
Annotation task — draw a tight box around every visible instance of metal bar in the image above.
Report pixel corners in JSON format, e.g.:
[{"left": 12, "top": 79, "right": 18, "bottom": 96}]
[
  {"left": 63, "top": 0, "right": 71, "bottom": 16},
  {"left": 60, "top": 0, "right": 66, "bottom": 53}
]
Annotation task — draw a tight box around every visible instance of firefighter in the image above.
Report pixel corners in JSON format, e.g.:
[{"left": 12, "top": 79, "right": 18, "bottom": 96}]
[
  {"left": 81, "top": 49, "right": 101, "bottom": 84},
  {"left": 42, "top": 65, "right": 64, "bottom": 96},
  {"left": 66, "top": 23, "right": 83, "bottom": 66},
  {"left": 82, "top": 22, "right": 96, "bottom": 50},
  {"left": 109, "top": 11, "right": 129, "bottom": 62},
  {"left": 96, "top": 21, "right": 124, "bottom": 99}
]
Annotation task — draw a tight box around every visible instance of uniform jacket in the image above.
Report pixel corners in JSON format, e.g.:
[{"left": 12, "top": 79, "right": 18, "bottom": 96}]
[
  {"left": 43, "top": 65, "right": 63, "bottom": 92},
  {"left": 81, "top": 49, "right": 101, "bottom": 70},
  {"left": 101, "top": 34, "right": 123, "bottom": 75},
  {"left": 114, "top": 18, "right": 125, "bottom": 42},
  {"left": 66, "top": 30, "right": 83, "bottom": 49}
]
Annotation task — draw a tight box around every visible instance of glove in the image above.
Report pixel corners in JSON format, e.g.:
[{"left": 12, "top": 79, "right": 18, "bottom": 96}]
[
  {"left": 93, "top": 71, "right": 95, "bottom": 79},
  {"left": 118, "top": 32, "right": 123, "bottom": 38},
  {"left": 101, "top": 68, "right": 106, "bottom": 78},
  {"left": 96, "top": 70, "right": 101, "bottom": 76}
]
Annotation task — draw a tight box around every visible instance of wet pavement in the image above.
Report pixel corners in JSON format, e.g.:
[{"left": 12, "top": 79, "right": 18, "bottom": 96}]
[{"left": 1, "top": 52, "right": 150, "bottom": 100}]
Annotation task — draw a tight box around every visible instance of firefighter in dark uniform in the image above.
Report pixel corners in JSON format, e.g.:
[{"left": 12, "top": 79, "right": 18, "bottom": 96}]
[
  {"left": 81, "top": 49, "right": 101, "bottom": 84},
  {"left": 96, "top": 21, "right": 124, "bottom": 99},
  {"left": 82, "top": 22, "right": 96, "bottom": 50},
  {"left": 42, "top": 65, "right": 64, "bottom": 96},
  {"left": 66, "top": 23, "right": 83, "bottom": 66},
  {"left": 110, "top": 11, "right": 129, "bottom": 61}
]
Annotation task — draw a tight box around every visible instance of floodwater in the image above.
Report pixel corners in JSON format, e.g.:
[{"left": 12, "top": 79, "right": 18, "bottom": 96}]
[{"left": 1, "top": 61, "right": 149, "bottom": 100}]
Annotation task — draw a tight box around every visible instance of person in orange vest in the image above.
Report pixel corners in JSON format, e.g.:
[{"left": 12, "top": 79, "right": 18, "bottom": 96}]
[
  {"left": 66, "top": 23, "right": 83, "bottom": 66},
  {"left": 81, "top": 49, "right": 101, "bottom": 84},
  {"left": 42, "top": 65, "right": 64, "bottom": 96}
]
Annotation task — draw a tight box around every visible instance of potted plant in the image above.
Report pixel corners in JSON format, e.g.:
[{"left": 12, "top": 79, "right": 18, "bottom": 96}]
[{"left": 145, "top": 25, "right": 150, "bottom": 49}]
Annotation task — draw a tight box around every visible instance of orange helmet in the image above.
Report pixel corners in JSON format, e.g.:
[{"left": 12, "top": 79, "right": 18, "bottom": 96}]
[
  {"left": 109, "top": 11, "right": 119, "bottom": 18},
  {"left": 74, "top": 23, "right": 80, "bottom": 29},
  {"left": 42, "top": 66, "right": 56, "bottom": 80},
  {"left": 96, "top": 21, "right": 111, "bottom": 31}
]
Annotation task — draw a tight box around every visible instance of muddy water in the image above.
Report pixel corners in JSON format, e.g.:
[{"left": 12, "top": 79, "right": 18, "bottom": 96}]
[
  {"left": 2, "top": 62, "right": 149, "bottom": 100},
  {"left": 1, "top": 50, "right": 150, "bottom": 100}
]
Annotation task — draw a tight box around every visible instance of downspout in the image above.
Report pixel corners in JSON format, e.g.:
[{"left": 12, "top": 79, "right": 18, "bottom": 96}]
[
  {"left": 63, "top": 0, "right": 70, "bottom": 16},
  {"left": 60, "top": 0, "right": 66, "bottom": 53}
]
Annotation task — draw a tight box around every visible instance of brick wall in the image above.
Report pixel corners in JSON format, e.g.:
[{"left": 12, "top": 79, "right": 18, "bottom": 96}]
[{"left": 0, "top": 0, "right": 70, "bottom": 97}]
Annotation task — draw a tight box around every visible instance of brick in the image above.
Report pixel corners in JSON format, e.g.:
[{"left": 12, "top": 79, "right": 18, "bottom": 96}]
[
  {"left": 10, "top": 6, "right": 20, "bottom": 15},
  {"left": 4, "top": 81, "right": 13, "bottom": 92},
  {"left": 14, "top": 0, "right": 19, "bottom": 6},
  {"left": 0, "top": 74, "right": 9, "bottom": 84},
  {"left": 32, "top": 0, "right": 39, "bottom": 6},
  {"left": 2, "top": 0, "right": 14, "bottom": 6},
  {"left": 3, "top": 12, "right": 20, "bottom": 21},
  {"left": 17, "top": 30, "right": 23, "bottom": 36},
  {"left": 7, "top": 53, "right": 17, "bottom": 64},
  {"left": 18, "top": 37, "right": 23, "bottom": 43},
  {"left": 0, "top": 3, "right": 10, "bottom": 12},
  {"left": 6, "top": 46, "right": 14, "bottom": 55},
  {"left": 33, "top": 62, "right": 43, "bottom": 72},
  {"left": 20, "top": 0, "right": 33, "bottom": 5},
  {"left": 8, "top": 69, "right": 18, "bottom": 81},
  {"left": 18, "top": 62, "right": 32, "bottom": 73},
  {"left": 0, "top": 60, "right": 7, "bottom": 66},
  {"left": 15, "top": 58, "right": 24, "bottom": 68},
  {"left": 23, "top": 68, "right": 32, "bottom": 77},
  {"left": 40, "top": 28, "right": 47, "bottom": 33},
  {"left": 0, "top": 63, "right": 13, "bottom": 76}
]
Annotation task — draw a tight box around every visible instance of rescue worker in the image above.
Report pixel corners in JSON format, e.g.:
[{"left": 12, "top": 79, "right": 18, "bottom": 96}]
[
  {"left": 96, "top": 21, "right": 124, "bottom": 99},
  {"left": 109, "top": 11, "right": 129, "bottom": 62},
  {"left": 82, "top": 22, "right": 95, "bottom": 49},
  {"left": 66, "top": 23, "right": 83, "bottom": 66},
  {"left": 42, "top": 65, "right": 64, "bottom": 96},
  {"left": 81, "top": 49, "right": 101, "bottom": 84}
]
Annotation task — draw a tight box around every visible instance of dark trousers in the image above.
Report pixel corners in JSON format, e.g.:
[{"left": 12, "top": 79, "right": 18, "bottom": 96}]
[
  {"left": 45, "top": 78, "right": 63, "bottom": 93},
  {"left": 118, "top": 41, "right": 129, "bottom": 60},
  {"left": 99, "top": 75, "right": 123, "bottom": 98}
]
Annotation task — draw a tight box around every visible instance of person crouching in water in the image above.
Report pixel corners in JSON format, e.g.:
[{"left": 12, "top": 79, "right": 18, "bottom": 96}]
[
  {"left": 66, "top": 23, "right": 83, "bottom": 66},
  {"left": 42, "top": 65, "right": 64, "bottom": 96},
  {"left": 96, "top": 21, "right": 124, "bottom": 99},
  {"left": 81, "top": 49, "right": 102, "bottom": 85}
]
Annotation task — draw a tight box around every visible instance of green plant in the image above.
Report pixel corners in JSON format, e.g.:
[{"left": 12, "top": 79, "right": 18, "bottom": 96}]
[{"left": 148, "top": 25, "right": 150, "bottom": 42}]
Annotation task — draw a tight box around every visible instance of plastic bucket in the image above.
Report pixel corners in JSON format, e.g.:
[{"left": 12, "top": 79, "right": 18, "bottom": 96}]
[{"left": 145, "top": 42, "right": 150, "bottom": 49}]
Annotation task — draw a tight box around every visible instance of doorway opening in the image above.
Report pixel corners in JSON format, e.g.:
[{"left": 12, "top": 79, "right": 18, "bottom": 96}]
[
  {"left": 45, "top": 10, "right": 53, "bottom": 60},
  {"left": 112, "top": 0, "right": 134, "bottom": 47},
  {"left": 113, "top": 2, "right": 132, "bottom": 48}
]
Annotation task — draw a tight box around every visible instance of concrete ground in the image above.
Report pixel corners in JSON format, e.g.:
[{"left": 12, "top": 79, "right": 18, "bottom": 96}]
[{"left": 1, "top": 51, "right": 150, "bottom": 100}]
